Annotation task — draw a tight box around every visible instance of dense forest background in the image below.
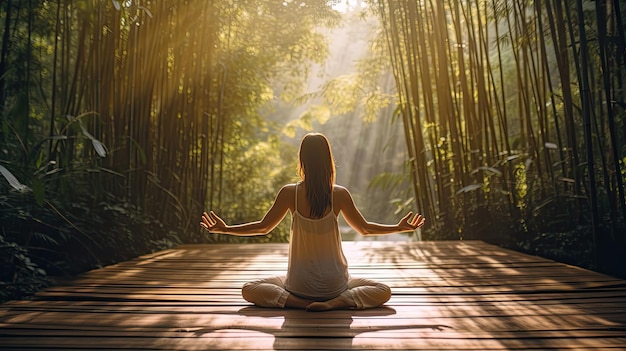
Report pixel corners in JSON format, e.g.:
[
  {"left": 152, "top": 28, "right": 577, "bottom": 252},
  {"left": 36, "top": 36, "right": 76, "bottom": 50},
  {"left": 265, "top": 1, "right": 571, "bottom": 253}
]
[{"left": 1, "top": 0, "right": 624, "bottom": 302}]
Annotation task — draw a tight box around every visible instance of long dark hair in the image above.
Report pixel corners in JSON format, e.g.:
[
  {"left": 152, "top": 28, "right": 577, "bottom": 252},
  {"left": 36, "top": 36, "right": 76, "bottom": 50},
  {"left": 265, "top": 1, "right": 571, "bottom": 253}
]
[{"left": 297, "top": 133, "right": 336, "bottom": 218}]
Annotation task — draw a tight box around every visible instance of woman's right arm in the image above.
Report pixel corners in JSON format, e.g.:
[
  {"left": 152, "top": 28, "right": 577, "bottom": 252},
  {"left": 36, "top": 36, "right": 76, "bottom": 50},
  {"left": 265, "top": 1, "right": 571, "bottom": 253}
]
[
  {"left": 335, "top": 185, "right": 425, "bottom": 235},
  {"left": 200, "top": 185, "right": 293, "bottom": 236}
]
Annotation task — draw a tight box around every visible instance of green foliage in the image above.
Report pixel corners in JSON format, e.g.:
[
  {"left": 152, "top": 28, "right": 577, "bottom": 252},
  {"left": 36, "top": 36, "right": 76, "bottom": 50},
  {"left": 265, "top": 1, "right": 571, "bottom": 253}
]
[
  {"left": 377, "top": 0, "right": 626, "bottom": 278},
  {"left": 207, "top": 135, "right": 298, "bottom": 244},
  {"left": 519, "top": 228, "right": 594, "bottom": 270},
  {"left": 0, "top": 234, "right": 48, "bottom": 302},
  {"left": 0, "top": 0, "right": 345, "bottom": 302},
  {"left": 0, "top": 153, "right": 181, "bottom": 286},
  {"left": 3, "top": 0, "right": 621, "bottom": 306}
]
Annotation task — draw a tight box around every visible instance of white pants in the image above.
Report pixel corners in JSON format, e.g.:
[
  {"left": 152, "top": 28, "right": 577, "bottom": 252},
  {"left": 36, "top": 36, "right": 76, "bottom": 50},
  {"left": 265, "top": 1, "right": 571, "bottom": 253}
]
[{"left": 241, "top": 275, "right": 391, "bottom": 309}]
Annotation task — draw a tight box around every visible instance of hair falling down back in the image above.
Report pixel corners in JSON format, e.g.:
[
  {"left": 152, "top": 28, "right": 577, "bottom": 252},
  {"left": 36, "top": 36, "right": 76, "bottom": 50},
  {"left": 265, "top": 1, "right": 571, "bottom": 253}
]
[{"left": 297, "top": 133, "right": 336, "bottom": 218}]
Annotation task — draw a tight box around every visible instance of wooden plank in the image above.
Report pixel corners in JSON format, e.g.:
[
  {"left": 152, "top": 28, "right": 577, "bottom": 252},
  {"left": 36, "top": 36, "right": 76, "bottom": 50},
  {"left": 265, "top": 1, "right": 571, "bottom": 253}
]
[
  {"left": 1, "top": 241, "right": 625, "bottom": 350},
  {"left": 1, "top": 335, "right": 626, "bottom": 350}
]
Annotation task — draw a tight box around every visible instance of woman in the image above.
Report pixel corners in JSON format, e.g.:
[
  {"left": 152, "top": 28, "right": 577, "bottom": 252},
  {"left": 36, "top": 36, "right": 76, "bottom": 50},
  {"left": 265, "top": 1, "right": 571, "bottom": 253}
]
[{"left": 201, "top": 133, "right": 425, "bottom": 311}]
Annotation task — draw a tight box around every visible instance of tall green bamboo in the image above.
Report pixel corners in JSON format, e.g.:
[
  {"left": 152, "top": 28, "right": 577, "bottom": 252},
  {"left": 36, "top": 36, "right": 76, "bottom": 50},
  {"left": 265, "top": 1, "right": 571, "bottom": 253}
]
[{"left": 378, "top": 0, "right": 625, "bottom": 269}]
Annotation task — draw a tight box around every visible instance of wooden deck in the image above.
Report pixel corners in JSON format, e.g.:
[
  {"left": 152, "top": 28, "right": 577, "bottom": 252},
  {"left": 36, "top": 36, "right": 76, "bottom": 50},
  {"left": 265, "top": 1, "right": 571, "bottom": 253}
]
[{"left": 1, "top": 240, "right": 625, "bottom": 350}]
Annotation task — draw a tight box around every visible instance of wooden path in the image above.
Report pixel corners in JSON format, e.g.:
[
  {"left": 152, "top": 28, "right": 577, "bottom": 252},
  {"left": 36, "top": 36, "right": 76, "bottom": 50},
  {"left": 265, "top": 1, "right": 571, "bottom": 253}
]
[{"left": 1, "top": 240, "right": 625, "bottom": 350}]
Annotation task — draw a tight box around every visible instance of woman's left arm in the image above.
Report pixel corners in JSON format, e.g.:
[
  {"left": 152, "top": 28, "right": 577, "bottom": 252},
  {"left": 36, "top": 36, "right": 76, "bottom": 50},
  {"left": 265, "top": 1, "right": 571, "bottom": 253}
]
[
  {"left": 201, "top": 185, "right": 292, "bottom": 236},
  {"left": 336, "top": 186, "right": 425, "bottom": 235}
]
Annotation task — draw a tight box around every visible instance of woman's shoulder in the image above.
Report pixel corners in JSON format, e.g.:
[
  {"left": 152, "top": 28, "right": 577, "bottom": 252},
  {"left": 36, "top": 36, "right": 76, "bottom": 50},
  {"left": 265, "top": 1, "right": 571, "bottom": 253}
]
[
  {"left": 280, "top": 183, "right": 349, "bottom": 196},
  {"left": 278, "top": 183, "right": 303, "bottom": 197},
  {"left": 333, "top": 184, "right": 350, "bottom": 197},
  {"left": 279, "top": 183, "right": 298, "bottom": 193},
  {"left": 333, "top": 184, "right": 347, "bottom": 191},
  {"left": 332, "top": 185, "right": 353, "bottom": 211},
  {"left": 274, "top": 184, "right": 297, "bottom": 208}
]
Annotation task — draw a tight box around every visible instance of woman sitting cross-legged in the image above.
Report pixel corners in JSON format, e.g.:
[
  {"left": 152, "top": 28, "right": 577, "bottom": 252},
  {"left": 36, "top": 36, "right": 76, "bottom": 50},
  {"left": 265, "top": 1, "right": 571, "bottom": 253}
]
[{"left": 201, "top": 133, "right": 425, "bottom": 311}]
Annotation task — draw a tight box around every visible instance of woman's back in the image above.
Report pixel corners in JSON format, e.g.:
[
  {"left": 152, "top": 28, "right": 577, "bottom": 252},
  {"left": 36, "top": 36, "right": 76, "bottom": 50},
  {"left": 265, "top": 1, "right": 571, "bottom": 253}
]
[{"left": 284, "top": 183, "right": 349, "bottom": 301}]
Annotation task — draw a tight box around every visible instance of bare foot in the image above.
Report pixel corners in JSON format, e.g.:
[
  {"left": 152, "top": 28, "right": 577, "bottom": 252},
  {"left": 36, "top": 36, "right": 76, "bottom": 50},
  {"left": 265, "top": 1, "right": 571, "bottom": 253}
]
[
  {"left": 285, "top": 294, "right": 314, "bottom": 309},
  {"left": 306, "top": 301, "right": 331, "bottom": 311},
  {"left": 306, "top": 295, "right": 355, "bottom": 312}
]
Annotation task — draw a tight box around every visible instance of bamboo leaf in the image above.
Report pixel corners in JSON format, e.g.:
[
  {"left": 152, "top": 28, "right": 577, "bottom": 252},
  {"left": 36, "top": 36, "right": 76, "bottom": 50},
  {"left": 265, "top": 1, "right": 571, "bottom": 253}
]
[
  {"left": 402, "top": 198, "right": 414, "bottom": 207},
  {"left": 112, "top": 0, "right": 120, "bottom": 11},
  {"left": 545, "top": 142, "right": 558, "bottom": 149},
  {"left": 97, "top": 167, "right": 125, "bottom": 177},
  {"left": 0, "top": 165, "right": 30, "bottom": 192},
  {"left": 455, "top": 183, "right": 483, "bottom": 195},
  {"left": 75, "top": 118, "right": 108, "bottom": 157},
  {"left": 91, "top": 139, "right": 107, "bottom": 158},
  {"left": 138, "top": 5, "right": 153, "bottom": 18},
  {"left": 129, "top": 138, "right": 147, "bottom": 165},
  {"left": 506, "top": 155, "right": 520, "bottom": 162},
  {"left": 470, "top": 166, "right": 503, "bottom": 176}
]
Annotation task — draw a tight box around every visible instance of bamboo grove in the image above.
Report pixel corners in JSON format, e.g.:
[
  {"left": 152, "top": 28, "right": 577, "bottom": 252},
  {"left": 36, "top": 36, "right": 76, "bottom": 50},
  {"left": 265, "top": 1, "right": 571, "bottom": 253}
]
[
  {"left": 378, "top": 0, "right": 625, "bottom": 273},
  {"left": 1, "top": 0, "right": 625, "bottom": 301},
  {"left": 0, "top": 0, "right": 339, "bottom": 299}
]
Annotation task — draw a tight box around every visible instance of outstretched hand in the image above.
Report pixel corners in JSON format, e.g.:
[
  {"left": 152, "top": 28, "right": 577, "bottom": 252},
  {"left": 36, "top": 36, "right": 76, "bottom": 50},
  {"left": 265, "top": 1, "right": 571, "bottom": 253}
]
[
  {"left": 398, "top": 212, "right": 426, "bottom": 232},
  {"left": 201, "top": 211, "right": 227, "bottom": 233}
]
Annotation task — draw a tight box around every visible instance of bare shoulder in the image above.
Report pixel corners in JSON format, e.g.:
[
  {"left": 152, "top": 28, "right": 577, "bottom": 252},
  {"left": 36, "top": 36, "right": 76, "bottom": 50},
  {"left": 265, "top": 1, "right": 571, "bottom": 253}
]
[
  {"left": 333, "top": 184, "right": 351, "bottom": 202},
  {"left": 281, "top": 183, "right": 298, "bottom": 191},
  {"left": 273, "top": 184, "right": 297, "bottom": 212},
  {"left": 279, "top": 183, "right": 297, "bottom": 197},
  {"left": 333, "top": 184, "right": 349, "bottom": 193},
  {"left": 332, "top": 185, "right": 359, "bottom": 217}
]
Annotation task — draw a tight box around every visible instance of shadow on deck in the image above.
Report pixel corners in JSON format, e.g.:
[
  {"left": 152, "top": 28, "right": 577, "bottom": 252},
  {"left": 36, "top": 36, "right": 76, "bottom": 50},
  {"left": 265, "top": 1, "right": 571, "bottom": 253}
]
[{"left": 1, "top": 241, "right": 625, "bottom": 350}]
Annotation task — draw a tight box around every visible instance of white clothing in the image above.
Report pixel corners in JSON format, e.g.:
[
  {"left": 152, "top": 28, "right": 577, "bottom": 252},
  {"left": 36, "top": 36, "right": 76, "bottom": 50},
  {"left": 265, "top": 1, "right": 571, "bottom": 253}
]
[
  {"left": 283, "top": 183, "right": 349, "bottom": 300},
  {"left": 241, "top": 183, "right": 391, "bottom": 309}
]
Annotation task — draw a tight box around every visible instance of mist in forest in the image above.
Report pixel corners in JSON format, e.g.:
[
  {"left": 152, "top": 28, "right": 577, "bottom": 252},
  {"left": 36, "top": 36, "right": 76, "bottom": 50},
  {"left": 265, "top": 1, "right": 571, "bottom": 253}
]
[{"left": 264, "top": 6, "right": 414, "bottom": 240}]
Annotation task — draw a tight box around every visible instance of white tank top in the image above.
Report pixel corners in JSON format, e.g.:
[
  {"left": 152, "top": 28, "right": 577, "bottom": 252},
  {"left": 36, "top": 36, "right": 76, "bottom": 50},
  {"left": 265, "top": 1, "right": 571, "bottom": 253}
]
[{"left": 284, "top": 183, "right": 349, "bottom": 300}]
